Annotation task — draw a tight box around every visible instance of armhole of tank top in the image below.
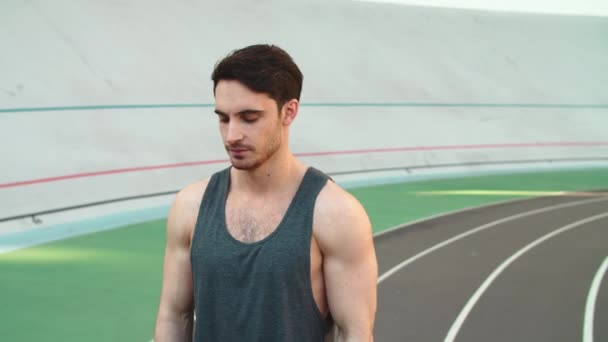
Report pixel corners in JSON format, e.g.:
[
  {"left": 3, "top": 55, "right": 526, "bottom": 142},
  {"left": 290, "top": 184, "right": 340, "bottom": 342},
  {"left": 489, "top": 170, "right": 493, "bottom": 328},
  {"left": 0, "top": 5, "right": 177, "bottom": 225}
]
[
  {"left": 306, "top": 173, "right": 332, "bottom": 332},
  {"left": 320, "top": 171, "right": 336, "bottom": 332}
]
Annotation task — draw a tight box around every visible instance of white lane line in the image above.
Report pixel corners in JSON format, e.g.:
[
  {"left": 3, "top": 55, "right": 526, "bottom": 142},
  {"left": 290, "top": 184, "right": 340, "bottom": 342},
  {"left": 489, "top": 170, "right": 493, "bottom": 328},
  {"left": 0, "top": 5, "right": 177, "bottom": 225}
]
[
  {"left": 373, "top": 196, "right": 531, "bottom": 238},
  {"left": 444, "top": 211, "right": 608, "bottom": 342},
  {"left": 584, "top": 256, "right": 608, "bottom": 342},
  {"left": 377, "top": 196, "right": 608, "bottom": 284}
]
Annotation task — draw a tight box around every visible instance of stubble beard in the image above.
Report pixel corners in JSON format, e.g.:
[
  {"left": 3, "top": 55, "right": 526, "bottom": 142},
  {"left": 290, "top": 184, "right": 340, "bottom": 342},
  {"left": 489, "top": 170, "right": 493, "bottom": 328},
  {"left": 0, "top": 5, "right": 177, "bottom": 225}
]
[{"left": 229, "top": 130, "right": 282, "bottom": 171}]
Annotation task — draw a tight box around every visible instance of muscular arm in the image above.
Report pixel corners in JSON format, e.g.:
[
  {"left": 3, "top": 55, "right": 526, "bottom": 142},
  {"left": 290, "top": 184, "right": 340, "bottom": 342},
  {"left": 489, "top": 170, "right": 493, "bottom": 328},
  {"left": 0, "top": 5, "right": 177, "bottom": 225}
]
[
  {"left": 315, "top": 183, "right": 378, "bottom": 341},
  {"left": 154, "top": 182, "right": 206, "bottom": 341}
]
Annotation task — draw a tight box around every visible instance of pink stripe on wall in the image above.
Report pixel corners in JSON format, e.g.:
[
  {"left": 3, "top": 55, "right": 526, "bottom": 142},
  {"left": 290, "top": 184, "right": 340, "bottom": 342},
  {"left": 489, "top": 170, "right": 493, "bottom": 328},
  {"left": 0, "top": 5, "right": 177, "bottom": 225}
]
[
  {"left": 1, "top": 141, "right": 607, "bottom": 189},
  {"left": 0, "top": 159, "right": 228, "bottom": 189}
]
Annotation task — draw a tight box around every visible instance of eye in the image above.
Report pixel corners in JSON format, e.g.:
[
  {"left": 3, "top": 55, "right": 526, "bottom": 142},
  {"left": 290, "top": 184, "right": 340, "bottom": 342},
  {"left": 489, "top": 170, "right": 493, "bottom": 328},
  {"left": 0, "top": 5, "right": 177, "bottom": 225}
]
[
  {"left": 242, "top": 115, "right": 259, "bottom": 123},
  {"left": 218, "top": 115, "right": 229, "bottom": 123}
]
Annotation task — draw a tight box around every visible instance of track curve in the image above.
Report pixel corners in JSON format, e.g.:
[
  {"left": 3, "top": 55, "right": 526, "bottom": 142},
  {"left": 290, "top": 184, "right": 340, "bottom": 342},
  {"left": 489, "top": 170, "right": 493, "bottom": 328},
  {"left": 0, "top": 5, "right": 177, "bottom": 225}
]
[{"left": 374, "top": 194, "right": 608, "bottom": 341}]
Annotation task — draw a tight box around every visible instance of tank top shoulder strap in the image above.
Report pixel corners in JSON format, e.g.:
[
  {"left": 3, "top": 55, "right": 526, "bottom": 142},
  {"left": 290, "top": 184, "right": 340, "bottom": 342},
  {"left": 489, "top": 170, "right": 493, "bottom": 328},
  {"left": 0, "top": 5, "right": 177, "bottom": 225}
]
[
  {"left": 193, "top": 167, "right": 230, "bottom": 240},
  {"left": 281, "top": 167, "right": 330, "bottom": 234},
  {"left": 299, "top": 167, "right": 331, "bottom": 200}
]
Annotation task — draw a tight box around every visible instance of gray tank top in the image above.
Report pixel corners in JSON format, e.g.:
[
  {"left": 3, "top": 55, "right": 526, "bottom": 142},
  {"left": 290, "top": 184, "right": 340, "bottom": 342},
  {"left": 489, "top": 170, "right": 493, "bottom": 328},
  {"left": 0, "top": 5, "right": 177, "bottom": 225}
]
[{"left": 191, "top": 167, "right": 332, "bottom": 341}]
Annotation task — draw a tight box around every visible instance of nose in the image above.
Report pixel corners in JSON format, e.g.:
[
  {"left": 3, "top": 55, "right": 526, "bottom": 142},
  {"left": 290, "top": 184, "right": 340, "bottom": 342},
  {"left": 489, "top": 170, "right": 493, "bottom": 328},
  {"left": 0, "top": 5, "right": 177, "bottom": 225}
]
[{"left": 225, "top": 120, "right": 244, "bottom": 144}]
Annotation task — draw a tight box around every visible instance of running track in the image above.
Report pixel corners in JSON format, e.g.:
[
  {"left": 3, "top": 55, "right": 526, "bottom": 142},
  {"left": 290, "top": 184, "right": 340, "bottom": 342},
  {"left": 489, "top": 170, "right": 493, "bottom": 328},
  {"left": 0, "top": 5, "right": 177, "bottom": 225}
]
[{"left": 373, "top": 193, "right": 608, "bottom": 341}]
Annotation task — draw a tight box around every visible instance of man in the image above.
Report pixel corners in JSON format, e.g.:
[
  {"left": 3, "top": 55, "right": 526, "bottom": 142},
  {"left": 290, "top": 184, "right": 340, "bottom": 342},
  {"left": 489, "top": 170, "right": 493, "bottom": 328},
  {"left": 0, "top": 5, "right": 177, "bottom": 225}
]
[{"left": 154, "top": 44, "right": 377, "bottom": 341}]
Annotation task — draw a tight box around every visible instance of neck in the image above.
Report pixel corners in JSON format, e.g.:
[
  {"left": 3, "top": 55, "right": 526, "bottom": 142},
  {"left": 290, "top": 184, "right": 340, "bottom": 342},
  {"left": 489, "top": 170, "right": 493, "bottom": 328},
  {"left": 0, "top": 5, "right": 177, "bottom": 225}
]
[{"left": 230, "top": 147, "right": 306, "bottom": 194}]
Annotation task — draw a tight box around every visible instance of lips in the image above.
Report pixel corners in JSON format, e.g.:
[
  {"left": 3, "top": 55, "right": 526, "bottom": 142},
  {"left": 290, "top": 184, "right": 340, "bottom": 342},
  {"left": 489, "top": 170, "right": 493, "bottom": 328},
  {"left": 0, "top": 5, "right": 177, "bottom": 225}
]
[
  {"left": 227, "top": 144, "right": 251, "bottom": 152},
  {"left": 228, "top": 147, "right": 249, "bottom": 157}
]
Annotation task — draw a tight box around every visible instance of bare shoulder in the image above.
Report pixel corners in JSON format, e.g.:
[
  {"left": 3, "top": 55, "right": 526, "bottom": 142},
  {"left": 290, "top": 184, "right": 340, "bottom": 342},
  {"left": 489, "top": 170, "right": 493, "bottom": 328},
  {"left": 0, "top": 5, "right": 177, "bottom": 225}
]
[
  {"left": 314, "top": 180, "right": 368, "bottom": 223},
  {"left": 313, "top": 181, "right": 373, "bottom": 252},
  {"left": 167, "top": 178, "right": 210, "bottom": 242}
]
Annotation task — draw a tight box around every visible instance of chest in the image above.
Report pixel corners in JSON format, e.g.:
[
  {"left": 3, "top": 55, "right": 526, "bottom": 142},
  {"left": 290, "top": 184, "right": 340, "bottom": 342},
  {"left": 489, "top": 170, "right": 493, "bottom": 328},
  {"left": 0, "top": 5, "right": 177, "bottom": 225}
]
[{"left": 225, "top": 194, "right": 291, "bottom": 243}]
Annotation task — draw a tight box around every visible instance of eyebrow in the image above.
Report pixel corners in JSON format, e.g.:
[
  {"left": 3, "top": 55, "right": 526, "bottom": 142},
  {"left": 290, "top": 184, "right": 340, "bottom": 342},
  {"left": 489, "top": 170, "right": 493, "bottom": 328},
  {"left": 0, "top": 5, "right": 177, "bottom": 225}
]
[{"left": 214, "top": 109, "right": 264, "bottom": 116}]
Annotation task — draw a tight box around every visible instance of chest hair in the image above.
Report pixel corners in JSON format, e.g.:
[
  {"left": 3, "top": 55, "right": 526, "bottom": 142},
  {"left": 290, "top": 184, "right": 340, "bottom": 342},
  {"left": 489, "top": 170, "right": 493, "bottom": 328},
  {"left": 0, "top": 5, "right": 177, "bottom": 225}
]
[{"left": 225, "top": 196, "right": 290, "bottom": 243}]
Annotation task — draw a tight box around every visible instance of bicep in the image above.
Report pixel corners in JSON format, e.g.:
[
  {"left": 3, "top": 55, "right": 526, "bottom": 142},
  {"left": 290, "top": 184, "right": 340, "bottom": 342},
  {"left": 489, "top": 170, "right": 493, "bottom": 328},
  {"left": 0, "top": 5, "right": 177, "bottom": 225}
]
[
  {"left": 157, "top": 200, "right": 195, "bottom": 319},
  {"left": 324, "top": 231, "right": 377, "bottom": 334},
  {"left": 319, "top": 193, "right": 378, "bottom": 337}
]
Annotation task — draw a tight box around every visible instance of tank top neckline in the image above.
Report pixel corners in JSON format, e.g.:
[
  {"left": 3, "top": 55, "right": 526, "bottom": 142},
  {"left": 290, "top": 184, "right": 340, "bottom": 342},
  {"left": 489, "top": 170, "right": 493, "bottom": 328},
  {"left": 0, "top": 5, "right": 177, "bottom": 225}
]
[{"left": 220, "top": 167, "right": 313, "bottom": 246}]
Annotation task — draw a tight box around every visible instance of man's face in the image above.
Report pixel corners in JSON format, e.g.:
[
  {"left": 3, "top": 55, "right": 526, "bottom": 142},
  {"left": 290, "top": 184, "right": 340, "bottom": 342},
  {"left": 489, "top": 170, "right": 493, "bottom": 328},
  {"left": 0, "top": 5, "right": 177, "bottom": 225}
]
[{"left": 214, "top": 80, "right": 283, "bottom": 170}]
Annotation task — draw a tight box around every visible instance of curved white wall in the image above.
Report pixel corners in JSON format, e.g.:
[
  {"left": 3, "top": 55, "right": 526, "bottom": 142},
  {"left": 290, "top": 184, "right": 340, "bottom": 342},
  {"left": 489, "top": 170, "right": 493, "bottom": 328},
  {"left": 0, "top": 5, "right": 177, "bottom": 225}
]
[
  {"left": 356, "top": 0, "right": 608, "bottom": 17},
  {"left": 1, "top": 0, "right": 607, "bottom": 220}
]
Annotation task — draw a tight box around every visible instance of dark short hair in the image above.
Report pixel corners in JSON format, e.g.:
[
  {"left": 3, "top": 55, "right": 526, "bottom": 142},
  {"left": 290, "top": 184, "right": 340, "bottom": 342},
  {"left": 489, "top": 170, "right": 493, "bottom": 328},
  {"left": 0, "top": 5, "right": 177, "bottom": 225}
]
[{"left": 212, "top": 44, "right": 303, "bottom": 109}]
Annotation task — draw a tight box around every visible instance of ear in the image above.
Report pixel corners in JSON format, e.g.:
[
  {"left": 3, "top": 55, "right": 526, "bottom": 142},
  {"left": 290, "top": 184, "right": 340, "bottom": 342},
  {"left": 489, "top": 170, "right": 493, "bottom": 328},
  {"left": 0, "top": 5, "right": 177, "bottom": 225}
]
[{"left": 281, "top": 99, "right": 299, "bottom": 126}]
